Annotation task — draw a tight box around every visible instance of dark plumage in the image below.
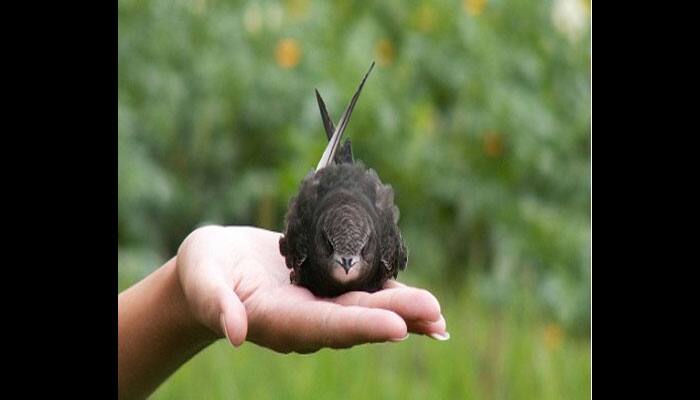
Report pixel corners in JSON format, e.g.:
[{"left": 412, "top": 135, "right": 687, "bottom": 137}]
[{"left": 279, "top": 62, "right": 407, "bottom": 297}]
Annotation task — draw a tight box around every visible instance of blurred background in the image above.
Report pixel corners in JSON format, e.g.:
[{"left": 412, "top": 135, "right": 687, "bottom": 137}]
[{"left": 118, "top": 0, "right": 590, "bottom": 398}]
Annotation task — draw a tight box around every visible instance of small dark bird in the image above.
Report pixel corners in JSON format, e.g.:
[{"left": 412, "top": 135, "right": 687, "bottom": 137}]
[{"left": 279, "top": 62, "right": 408, "bottom": 297}]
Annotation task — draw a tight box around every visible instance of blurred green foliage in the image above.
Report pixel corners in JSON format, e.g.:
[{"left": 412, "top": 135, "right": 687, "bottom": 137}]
[{"left": 119, "top": 0, "right": 590, "bottom": 398}]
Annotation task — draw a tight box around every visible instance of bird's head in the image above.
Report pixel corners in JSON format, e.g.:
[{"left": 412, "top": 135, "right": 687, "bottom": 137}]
[{"left": 314, "top": 196, "right": 378, "bottom": 285}]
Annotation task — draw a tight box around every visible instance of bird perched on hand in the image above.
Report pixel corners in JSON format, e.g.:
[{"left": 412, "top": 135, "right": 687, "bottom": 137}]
[{"left": 279, "top": 62, "right": 408, "bottom": 297}]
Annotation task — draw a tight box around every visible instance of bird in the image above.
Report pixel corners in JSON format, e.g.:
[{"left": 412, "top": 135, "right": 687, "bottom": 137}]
[{"left": 279, "top": 62, "right": 408, "bottom": 297}]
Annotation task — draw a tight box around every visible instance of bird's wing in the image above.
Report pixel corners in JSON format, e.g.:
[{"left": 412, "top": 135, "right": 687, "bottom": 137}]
[
  {"left": 315, "top": 89, "right": 335, "bottom": 140},
  {"left": 315, "top": 61, "right": 375, "bottom": 171},
  {"left": 316, "top": 90, "right": 354, "bottom": 164}
]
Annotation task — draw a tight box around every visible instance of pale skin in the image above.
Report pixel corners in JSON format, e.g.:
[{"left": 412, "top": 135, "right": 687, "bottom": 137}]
[{"left": 118, "top": 225, "right": 448, "bottom": 399}]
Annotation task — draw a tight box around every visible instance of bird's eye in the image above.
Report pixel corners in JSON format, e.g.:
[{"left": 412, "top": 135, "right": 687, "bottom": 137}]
[{"left": 325, "top": 236, "right": 334, "bottom": 253}]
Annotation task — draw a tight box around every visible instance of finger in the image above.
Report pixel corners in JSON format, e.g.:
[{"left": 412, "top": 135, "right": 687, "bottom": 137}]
[
  {"left": 333, "top": 287, "right": 441, "bottom": 322},
  {"left": 281, "top": 300, "right": 407, "bottom": 351},
  {"left": 215, "top": 285, "right": 248, "bottom": 347},
  {"left": 406, "top": 314, "right": 447, "bottom": 336}
]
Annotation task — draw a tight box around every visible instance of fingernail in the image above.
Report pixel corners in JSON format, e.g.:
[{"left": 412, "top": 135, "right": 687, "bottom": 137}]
[
  {"left": 390, "top": 334, "right": 409, "bottom": 342},
  {"left": 220, "top": 313, "right": 237, "bottom": 347},
  {"left": 429, "top": 332, "right": 450, "bottom": 341}
]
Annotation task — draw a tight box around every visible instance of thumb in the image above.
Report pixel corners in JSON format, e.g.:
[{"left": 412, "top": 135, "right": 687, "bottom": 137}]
[{"left": 216, "top": 286, "right": 248, "bottom": 347}]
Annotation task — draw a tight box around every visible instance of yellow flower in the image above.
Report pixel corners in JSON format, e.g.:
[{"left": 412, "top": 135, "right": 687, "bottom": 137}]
[
  {"left": 581, "top": 0, "right": 591, "bottom": 15},
  {"left": 543, "top": 323, "right": 564, "bottom": 351},
  {"left": 275, "top": 38, "right": 301, "bottom": 69},
  {"left": 375, "top": 39, "right": 395, "bottom": 67},
  {"left": 464, "top": 0, "right": 487, "bottom": 16},
  {"left": 483, "top": 131, "right": 503, "bottom": 158}
]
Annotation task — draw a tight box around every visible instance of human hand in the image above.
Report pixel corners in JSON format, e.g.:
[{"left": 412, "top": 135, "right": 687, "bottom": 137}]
[{"left": 176, "top": 225, "right": 448, "bottom": 354}]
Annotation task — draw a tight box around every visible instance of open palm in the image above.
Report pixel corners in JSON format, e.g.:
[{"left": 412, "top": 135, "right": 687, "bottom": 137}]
[{"left": 176, "top": 225, "right": 448, "bottom": 354}]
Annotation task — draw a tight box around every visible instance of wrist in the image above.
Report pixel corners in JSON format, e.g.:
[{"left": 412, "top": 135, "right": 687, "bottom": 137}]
[{"left": 118, "top": 257, "right": 215, "bottom": 398}]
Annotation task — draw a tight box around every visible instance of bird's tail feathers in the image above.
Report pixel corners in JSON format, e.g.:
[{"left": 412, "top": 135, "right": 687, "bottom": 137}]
[{"left": 315, "top": 61, "right": 375, "bottom": 171}]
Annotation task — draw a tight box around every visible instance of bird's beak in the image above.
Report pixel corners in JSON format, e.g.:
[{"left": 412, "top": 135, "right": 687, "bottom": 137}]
[{"left": 334, "top": 255, "right": 359, "bottom": 274}]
